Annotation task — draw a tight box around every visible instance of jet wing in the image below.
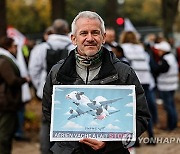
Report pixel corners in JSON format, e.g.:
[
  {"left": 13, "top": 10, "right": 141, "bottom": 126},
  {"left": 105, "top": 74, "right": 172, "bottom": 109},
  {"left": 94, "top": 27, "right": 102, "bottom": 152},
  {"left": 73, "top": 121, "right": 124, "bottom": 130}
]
[
  {"left": 109, "top": 109, "right": 120, "bottom": 115},
  {"left": 67, "top": 107, "right": 94, "bottom": 120},
  {"left": 87, "top": 103, "right": 98, "bottom": 110},
  {"left": 68, "top": 108, "right": 86, "bottom": 120},
  {"left": 87, "top": 98, "right": 122, "bottom": 110},
  {"left": 99, "top": 98, "right": 122, "bottom": 106},
  {"left": 68, "top": 114, "right": 79, "bottom": 120}
]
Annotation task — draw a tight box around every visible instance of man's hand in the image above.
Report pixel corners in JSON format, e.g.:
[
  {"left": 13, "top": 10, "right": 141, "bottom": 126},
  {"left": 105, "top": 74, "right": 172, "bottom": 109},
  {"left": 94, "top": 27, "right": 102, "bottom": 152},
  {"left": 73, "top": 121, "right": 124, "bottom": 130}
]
[{"left": 79, "top": 138, "right": 106, "bottom": 150}]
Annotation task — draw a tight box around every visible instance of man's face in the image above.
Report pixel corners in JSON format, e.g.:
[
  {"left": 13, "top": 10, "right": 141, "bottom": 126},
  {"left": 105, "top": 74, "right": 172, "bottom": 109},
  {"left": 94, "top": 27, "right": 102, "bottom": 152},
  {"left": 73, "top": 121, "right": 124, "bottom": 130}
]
[
  {"left": 71, "top": 18, "right": 106, "bottom": 57},
  {"left": 105, "top": 29, "right": 115, "bottom": 43}
]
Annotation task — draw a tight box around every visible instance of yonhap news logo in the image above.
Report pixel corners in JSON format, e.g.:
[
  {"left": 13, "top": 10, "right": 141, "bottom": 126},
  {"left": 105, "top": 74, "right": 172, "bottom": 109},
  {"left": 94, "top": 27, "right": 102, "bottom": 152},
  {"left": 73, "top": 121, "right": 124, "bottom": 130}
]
[
  {"left": 122, "top": 136, "right": 180, "bottom": 148},
  {"left": 138, "top": 137, "right": 180, "bottom": 144}
]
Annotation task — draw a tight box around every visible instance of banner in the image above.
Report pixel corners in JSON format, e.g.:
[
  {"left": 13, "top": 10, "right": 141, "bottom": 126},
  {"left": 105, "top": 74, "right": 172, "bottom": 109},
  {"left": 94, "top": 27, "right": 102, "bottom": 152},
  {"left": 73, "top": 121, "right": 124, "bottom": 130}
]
[{"left": 50, "top": 85, "right": 136, "bottom": 141}]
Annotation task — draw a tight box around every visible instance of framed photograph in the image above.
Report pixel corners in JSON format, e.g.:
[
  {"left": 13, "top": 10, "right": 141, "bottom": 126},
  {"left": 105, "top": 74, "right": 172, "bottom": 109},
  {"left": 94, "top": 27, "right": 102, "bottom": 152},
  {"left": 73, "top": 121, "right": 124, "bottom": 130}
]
[{"left": 50, "top": 85, "right": 136, "bottom": 141}]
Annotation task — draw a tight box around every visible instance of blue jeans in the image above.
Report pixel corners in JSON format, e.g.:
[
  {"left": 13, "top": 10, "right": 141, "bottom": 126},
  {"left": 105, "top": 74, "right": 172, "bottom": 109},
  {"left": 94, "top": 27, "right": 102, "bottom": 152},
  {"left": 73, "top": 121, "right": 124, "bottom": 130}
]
[
  {"left": 15, "top": 104, "right": 25, "bottom": 137},
  {"left": 142, "top": 85, "right": 157, "bottom": 137},
  {"left": 159, "top": 90, "right": 178, "bottom": 130},
  {"left": 147, "top": 88, "right": 158, "bottom": 125}
]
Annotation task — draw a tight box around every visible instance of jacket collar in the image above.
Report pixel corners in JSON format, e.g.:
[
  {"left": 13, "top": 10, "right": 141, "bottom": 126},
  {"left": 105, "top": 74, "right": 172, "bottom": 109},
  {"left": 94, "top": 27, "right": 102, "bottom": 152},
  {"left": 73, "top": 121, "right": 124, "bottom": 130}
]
[
  {"left": 0, "top": 48, "right": 19, "bottom": 66},
  {"left": 56, "top": 47, "right": 118, "bottom": 84}
]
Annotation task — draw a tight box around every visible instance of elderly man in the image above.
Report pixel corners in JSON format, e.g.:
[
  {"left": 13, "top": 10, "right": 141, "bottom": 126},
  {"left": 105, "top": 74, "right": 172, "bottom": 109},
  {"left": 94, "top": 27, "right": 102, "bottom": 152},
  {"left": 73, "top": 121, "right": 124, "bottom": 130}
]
[{"left": 42, "top": 11, "right": 150, "bottom": 154}]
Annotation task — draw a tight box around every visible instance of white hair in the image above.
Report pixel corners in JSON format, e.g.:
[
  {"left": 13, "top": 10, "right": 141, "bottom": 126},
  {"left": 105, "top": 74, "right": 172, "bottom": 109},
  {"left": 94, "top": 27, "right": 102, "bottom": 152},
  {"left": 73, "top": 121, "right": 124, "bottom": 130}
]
[{"left": 71, "top": 11, "right": 105, "bottom": 35}]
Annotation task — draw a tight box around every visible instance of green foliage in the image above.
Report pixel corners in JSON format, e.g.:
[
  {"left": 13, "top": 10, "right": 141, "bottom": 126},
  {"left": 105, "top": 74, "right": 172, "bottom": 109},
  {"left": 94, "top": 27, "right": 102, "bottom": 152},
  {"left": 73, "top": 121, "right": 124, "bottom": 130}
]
[
  {"left": 6, "top": 0, "right": 178, "bottom": 35},
  {"left": 66, "top": 0, "right": 105, "bottom": 24},
  {"left": 119, "top": 0, "right": 161, "bottom": 27},
  {"left": 7, "top": 0, "right": 51, "bottom": 34}
]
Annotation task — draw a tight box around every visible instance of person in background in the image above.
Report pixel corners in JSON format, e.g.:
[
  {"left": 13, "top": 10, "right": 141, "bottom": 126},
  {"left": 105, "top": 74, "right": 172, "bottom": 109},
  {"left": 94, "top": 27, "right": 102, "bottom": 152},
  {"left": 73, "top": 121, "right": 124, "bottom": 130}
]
[
  {"left": 28, "top": 26, "right": 54, "bottom": 154},
  {"left": 22, "top": 39, "right": 36, "bottom": 67},
  {"left": 104, "top": 27, "right": 129, "bottom": 65},
  {"left": 29, "top": 19, "right": 74, "bottom": 154},
  {"left": 104, "top": 27, "right": 116, "bottom": 51},
  {"left": 143, "top": 33, "right": 159, "bottom": 126},
  {"left": 154, "top": 41, "right": 179, "bottom": 131},
  {"left": 42, "top": 26, "right": 55, "bottom": 42},
  {"left": 13, "top": 38, "right": 35, "bottom": 142},
  {"left": 42, "top": 11, "right": 150, "bottom": 154},
  {"left": 120, "top": 31, "right": 156, "bottom": 145},
  {"left": 0, "top": 36, "right": 29, "bottom": 154}
]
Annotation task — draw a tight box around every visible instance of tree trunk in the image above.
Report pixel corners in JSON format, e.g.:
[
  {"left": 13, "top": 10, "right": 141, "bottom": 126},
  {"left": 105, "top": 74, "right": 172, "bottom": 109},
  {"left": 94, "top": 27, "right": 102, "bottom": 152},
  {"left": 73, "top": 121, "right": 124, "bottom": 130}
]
[
  {"left": 161, "top": 0, "right": 179, "bottom": 39},
  {"left": 0, "top": 0, "right": 7, "bottom": 37},
  {"left": 104, "top": 0, "right": 118, "bottom": 28},
  {"left": 51, "top": 0, "right": 66, "bottom": 21}
]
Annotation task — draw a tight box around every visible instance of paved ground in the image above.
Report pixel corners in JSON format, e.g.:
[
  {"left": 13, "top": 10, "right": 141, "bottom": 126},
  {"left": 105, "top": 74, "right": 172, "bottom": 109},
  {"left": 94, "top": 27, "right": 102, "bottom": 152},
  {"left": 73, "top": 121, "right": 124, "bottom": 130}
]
[
  {"left": 12, "top": 90, "right": 180, "bottom": 154},
  {"left": 12, "top": 141, "right": 40, "bottom": 154}
]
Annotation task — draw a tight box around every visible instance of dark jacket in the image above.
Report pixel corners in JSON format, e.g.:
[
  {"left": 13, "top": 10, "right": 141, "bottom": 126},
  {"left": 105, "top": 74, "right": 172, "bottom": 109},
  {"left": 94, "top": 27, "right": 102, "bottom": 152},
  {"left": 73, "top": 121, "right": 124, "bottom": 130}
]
[
  {"left": 42, "top": 47, "right": 150, "bottom": 154},
  {"left": 0, "top": 55, "right": 26, "bottom": 112},
  {"left": 153, "top": 52, "right": 170, "bottom": 77}
]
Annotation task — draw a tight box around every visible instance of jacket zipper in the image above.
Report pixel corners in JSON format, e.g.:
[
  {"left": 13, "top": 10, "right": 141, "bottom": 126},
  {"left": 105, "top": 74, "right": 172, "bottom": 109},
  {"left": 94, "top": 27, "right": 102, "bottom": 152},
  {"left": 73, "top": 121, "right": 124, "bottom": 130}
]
[{"left": 85, "top": 67, "right": 89, "bottom": 84}]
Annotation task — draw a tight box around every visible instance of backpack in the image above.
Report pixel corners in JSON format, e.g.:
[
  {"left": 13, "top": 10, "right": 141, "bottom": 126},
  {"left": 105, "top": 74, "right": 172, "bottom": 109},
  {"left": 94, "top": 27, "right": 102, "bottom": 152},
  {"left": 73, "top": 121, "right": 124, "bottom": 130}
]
[{"left": 46, "top": 42, "right": 71, "bottom": 73}]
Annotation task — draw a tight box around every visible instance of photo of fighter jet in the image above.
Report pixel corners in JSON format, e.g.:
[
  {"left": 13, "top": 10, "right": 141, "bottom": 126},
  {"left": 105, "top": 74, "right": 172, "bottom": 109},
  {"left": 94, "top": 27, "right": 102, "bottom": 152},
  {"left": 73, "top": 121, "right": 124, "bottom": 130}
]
[{"left": 66, "top": 91, "right": 122, "bottom": 120}]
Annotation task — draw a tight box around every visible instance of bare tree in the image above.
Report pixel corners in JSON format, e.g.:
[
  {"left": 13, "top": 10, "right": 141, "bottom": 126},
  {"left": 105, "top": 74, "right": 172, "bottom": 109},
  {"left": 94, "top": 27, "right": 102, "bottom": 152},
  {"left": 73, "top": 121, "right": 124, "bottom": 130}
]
[
  {"left": 0, "top": 0, "right": 7, "bottom": 37},
  {"left": 161, "top": 0, "right": 179, "bottom": 38},
  {"left": 51, "top": 0, "right": 66, "bottom": 21}
]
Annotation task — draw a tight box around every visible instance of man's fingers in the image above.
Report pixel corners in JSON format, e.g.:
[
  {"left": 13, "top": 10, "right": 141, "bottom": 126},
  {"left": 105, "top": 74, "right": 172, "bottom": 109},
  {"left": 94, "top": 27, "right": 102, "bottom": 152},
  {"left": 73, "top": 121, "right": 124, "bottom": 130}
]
[
  {"left": 80, "top": 138, "right": 106, "bottom": 150},
  {"left": 80, "top": 140, "right": 97, "bottom": 149},
  {"left": 80, "top": 138, "right": 98, "bottom": 144}
]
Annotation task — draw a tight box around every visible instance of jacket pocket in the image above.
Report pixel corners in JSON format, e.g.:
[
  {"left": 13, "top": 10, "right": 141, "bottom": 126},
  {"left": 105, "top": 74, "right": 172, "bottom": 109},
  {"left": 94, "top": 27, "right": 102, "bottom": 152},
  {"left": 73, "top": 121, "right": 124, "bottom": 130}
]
[{"left": 51, "top": 142, "right": 77, "bottom": 154}]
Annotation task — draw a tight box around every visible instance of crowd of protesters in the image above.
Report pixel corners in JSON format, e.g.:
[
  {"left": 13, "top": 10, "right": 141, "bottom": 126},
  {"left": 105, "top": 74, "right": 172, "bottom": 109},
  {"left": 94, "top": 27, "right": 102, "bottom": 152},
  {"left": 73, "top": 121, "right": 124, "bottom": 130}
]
[{"left": 0, "top": 11, "right": 180, "bottom": 154}]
